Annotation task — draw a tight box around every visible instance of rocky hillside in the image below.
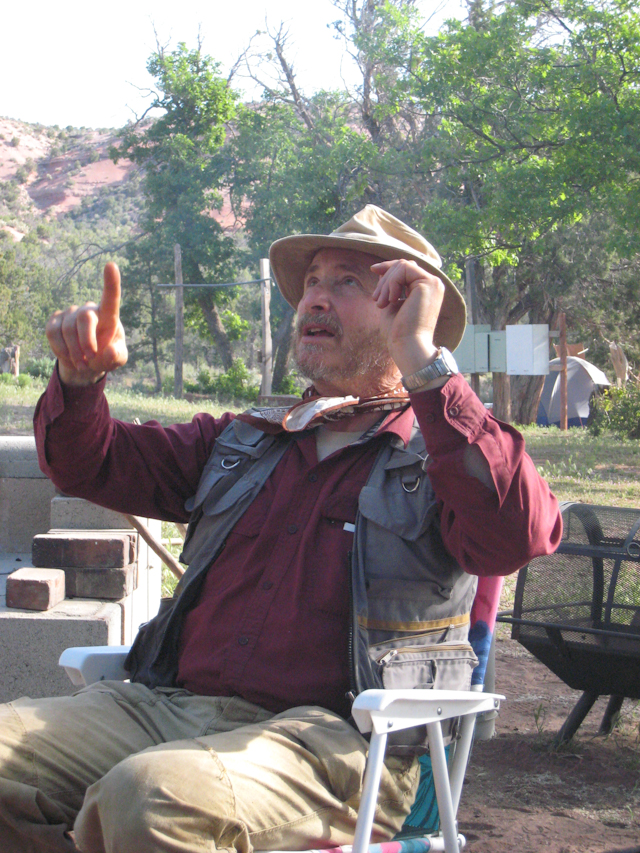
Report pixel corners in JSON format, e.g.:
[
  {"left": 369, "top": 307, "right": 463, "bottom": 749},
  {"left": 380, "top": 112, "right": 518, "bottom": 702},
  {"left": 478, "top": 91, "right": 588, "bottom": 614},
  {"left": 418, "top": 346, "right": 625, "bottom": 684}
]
[
  {"left": 0, "top": 117, "right": 238, "bottom": 242},
  {"left": 0, "top": 118, "right": 136, "bottom": 240}
]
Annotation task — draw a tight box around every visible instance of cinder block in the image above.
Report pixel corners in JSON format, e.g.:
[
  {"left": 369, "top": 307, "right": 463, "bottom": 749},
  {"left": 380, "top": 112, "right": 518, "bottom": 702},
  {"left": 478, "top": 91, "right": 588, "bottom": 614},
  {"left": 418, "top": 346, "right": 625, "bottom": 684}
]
[
  {"left": 0, "top": 436, "right": 46, "bottom": 479},
  {"left": 121, "top": 518, "right": 163, "bottom": 644},
  {"left": 0, "top": 478, "right": 55, "bottom": 552},
  {"left": 50, "top": 496, "right": 134, "bottom": 531},
  {"left": 0, "top": 553, "right": 32, "bottom": 606},
  {"left": 6, "top": 568, "right": 66, "bottom": 611},
  {"left": 0, "top": 599, "right": 122, "bottom": 702},
  {"left": 64, "top": 563, "right": 136, "bottom": 600},
  {"left": 32, "top": 530, "right": 136, "bottom": 569}
]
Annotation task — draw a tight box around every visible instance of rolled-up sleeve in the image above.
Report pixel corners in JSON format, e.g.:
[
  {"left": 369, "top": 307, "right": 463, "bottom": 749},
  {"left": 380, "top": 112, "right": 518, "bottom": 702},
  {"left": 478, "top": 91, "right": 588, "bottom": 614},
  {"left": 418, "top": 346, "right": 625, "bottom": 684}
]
[
  {"left": 410, "top": 374, "right": 562, "bottom": 576},
  {"left": 34, "top": 366, "right": 233, "bottom": 523}
]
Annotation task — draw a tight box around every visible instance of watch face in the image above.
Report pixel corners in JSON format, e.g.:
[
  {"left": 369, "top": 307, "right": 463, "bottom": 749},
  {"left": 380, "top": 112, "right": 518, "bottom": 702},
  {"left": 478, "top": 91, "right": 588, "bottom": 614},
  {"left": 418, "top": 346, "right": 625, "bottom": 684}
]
[{"left": 440, "top": 348, "right": 459, "bottom": 374}]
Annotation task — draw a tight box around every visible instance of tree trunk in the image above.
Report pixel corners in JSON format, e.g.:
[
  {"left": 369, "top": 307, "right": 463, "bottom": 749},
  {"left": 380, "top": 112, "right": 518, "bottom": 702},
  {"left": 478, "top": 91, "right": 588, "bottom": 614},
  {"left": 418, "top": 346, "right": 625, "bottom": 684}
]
[
  {"left": 492, "top": 373, "right": 511, "bottom": 422},
  {"left": 510, "top": 374, "right": 546, "bottom": 425},
  {"left": 147, "top": 281, "right": 163, "bottom": 393},
  {"left": 197, "top": 294, "right": 233, "bottom": 371},
  {"left": 271, "top": 305, "right": 296, "bottom": 392}
]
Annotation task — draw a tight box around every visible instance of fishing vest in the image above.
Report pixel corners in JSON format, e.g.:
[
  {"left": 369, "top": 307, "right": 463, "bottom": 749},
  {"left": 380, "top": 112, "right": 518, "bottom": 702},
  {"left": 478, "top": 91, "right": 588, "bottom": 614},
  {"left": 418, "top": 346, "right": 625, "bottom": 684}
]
[{"left": 125, "top": 416, "right": 478, "bottom": 751}]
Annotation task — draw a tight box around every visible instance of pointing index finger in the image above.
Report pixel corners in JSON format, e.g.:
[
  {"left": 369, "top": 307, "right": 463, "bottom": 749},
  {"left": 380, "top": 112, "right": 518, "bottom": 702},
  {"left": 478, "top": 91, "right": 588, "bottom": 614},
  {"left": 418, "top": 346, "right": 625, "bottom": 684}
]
[{"left": 99, "top": 262, "right": 121, "bottom": 324}]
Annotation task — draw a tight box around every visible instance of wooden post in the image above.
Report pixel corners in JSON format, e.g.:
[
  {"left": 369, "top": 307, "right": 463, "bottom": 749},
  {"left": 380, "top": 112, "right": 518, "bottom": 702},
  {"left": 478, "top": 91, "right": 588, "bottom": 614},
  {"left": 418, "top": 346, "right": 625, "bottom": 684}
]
[
  {"left": 174, "top": 244, "right": 184, "bottom": 399},
  {"left": 259, "top": 258, "right": 273, "bottom": 397},
  {"left": 559, "top": 312, "right": 568, "bottom": 431},
  {"left": 465, "top": 258, "right": 481, "bottom": 397}
]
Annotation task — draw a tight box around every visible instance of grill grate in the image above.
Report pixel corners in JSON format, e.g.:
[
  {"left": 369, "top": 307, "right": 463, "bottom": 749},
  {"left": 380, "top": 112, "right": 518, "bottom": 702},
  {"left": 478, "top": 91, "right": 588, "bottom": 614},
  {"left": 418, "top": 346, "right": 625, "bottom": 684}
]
[{"left": 498, "top": 502, "right": 640, "bottom": 742}]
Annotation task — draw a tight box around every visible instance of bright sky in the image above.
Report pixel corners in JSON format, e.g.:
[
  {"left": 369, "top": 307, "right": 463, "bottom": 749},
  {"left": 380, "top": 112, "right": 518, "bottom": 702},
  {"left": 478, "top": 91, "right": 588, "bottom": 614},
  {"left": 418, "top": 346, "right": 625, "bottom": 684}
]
[{"left": 1, "top": 1, "right": 464, "bottom": 129}]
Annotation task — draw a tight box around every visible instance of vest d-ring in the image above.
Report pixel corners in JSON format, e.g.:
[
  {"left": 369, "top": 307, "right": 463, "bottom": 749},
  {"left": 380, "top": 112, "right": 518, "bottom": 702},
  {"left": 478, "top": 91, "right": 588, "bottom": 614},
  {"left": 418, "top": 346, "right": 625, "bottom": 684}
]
[{"left": 221, "top": 457, "right": 241, "bottom": 469}]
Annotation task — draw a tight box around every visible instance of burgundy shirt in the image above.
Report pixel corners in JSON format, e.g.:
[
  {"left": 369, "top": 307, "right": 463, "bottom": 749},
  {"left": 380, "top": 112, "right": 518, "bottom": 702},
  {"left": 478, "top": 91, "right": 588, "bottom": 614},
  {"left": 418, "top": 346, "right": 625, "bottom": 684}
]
[{"left": 34, "top": 370, "right": 562, "bottom": 716}]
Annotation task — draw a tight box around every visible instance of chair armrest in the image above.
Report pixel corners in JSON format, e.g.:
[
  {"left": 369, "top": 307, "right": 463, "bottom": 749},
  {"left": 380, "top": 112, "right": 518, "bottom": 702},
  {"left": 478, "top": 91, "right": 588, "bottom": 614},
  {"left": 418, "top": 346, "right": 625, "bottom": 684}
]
[
  {"left": 351, "top": 688, "right": 503, "bottom": 736},
  {"left": 58, "top": 645, "right": 132, "bottom": 687}
]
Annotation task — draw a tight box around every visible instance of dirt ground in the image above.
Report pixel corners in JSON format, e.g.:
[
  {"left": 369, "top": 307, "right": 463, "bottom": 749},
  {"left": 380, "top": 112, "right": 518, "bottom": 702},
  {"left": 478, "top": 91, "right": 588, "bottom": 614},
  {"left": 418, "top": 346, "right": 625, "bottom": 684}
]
[{"left": 457, "top": 638, "right": 640, "bottom": 853}]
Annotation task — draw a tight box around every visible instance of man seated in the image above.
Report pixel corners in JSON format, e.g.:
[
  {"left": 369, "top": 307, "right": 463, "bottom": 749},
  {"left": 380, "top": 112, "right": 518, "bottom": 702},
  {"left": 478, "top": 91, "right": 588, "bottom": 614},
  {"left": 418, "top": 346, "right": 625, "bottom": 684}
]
[{"left": 0, "top": 205, "right": 562, "bottom": 853}]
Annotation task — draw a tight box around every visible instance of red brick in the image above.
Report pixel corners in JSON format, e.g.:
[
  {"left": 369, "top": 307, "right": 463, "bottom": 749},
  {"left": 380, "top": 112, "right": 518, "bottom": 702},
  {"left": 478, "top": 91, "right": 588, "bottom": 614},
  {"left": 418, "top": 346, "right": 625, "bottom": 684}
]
[
  {"left": 64, "top": 564, "right": 137, "bottom": 600},
  {"left": 32, "top": 530, "right": 136, "bottom": 569},
  {"left": 6, "top": 568, "right": 66, "bottom": 611}
]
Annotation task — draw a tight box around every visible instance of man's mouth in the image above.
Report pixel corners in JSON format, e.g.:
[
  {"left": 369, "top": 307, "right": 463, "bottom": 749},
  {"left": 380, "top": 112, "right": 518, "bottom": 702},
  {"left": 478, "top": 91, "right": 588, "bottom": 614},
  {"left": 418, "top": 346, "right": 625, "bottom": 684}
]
[
  {"left": 303, "top": 325, "right": 335, "bottom": 338},
  {"left": 297, "top": 313, "right": 341, "bottom": 340}
]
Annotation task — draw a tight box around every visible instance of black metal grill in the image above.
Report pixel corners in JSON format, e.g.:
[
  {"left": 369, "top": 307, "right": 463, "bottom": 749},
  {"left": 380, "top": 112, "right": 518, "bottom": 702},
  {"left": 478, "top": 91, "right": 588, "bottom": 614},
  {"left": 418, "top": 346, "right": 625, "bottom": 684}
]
[{"left": 498, "top": 502, "right": 640, "bottom": 744}]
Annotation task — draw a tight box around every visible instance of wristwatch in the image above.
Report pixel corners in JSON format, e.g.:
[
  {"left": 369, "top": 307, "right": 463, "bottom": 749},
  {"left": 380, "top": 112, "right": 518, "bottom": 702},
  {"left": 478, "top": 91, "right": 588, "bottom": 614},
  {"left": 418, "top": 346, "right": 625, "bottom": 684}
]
[{"left": 401, "top": 347, "right": 459, "bottom": 391}]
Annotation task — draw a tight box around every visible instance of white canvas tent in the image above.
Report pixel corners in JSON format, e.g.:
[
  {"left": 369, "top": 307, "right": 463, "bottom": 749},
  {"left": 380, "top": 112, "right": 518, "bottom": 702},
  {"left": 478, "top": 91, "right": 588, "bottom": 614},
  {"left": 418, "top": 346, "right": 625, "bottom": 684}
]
[{"left": 537, "top": 356, "right": 610, "bottom": 427}]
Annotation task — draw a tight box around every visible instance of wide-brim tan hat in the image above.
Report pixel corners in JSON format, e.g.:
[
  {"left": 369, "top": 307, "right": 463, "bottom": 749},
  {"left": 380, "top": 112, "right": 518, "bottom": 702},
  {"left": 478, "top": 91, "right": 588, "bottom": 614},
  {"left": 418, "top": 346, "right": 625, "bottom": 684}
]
[{"left": 269, "top": 204, "right": 467, "bottom": 351}]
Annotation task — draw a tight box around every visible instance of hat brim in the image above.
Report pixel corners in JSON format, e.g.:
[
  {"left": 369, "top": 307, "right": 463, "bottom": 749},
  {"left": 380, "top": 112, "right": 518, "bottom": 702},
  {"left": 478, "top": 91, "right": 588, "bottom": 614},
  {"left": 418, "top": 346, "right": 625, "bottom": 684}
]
[{"left": 269, "top": 233, "right": 467, "bottom": 352}]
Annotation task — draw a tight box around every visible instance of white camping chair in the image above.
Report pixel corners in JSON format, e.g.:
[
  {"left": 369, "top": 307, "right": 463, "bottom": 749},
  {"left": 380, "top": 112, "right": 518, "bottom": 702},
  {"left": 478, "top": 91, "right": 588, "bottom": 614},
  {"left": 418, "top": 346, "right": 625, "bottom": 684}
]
[{"left": 59, "top": 575, "right": 504, "bottom": 853}]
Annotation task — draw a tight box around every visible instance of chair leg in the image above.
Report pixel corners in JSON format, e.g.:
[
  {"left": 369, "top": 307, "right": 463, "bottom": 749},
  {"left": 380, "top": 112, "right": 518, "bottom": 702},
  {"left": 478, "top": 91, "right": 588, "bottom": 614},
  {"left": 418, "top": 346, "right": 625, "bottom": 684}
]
[
  {"left": 598, "top": 694, "right": 624, "bottom": 735},
  {"left": 553, "top": 690, "right": 599, "bottom": 748},
  {"left": 352, "top": 731, "right": 388, "bottom": 853},
  {"left": 448, "top": 711, "right": 477, "bottom": 816},
  {"left": 427, "top": 721, "right": 461, "bottom": 853}
]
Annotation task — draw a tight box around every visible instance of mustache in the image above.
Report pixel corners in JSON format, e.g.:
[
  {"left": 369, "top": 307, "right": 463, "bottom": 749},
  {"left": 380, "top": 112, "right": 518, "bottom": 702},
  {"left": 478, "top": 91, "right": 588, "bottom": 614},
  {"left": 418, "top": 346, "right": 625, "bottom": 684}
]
[{"left": 295, "top": 312, "right": 342, "bottom": 337}]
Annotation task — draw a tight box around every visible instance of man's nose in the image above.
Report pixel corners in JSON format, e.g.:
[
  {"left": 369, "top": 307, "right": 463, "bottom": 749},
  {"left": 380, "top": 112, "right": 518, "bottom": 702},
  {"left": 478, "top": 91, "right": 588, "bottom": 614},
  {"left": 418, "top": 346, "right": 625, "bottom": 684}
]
[{"left": 300, "top": 282, "right": 332, "bottom": 312}]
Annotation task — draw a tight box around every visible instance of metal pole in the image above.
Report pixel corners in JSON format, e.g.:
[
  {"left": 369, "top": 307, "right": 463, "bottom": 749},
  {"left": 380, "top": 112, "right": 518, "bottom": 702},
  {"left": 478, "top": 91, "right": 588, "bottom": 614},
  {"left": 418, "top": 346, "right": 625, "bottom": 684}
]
[
  {"left": 559, "top": 312, "right": 568, "bottom": 431},
  {"left": 174, "top": 244, "right": 184, "bottom": 399},
  {"left": 259, "top": 258, "right": 273, "bottom": 396}
]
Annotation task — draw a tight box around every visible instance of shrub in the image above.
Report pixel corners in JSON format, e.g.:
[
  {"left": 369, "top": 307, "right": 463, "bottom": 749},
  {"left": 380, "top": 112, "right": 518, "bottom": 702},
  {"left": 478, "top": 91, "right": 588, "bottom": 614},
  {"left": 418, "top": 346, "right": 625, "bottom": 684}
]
[
  {"left": 25, "top": 357, "right": 56, "bottom": 378},
  {"left": 16, "top": 373, "right": 32, "bottom": 388},
  {"left": 588, "top": 385, "right": 640, "bottom": 438},
  {"left": 185, "top": 361, "right": 259, "bottom": 402},
  {"left": 274, "top": 374, "right": 303, "bottom": 396},
  {"left": 0, "top": 372, "right": 15, "bottom": 384},
  {"left": 211, "top": 360, "right": 259, "bottom": 402}
]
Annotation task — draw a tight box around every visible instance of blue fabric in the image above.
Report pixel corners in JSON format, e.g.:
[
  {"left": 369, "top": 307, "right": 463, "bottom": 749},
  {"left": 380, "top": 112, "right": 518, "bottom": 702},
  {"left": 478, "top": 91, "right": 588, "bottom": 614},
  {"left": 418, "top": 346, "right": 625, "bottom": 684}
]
[
  {"left": 469, "top": 620, "right": 492, "bottom": 686},
  {"left": 399, "top": 751, "right": 447, "bottom": 835}
]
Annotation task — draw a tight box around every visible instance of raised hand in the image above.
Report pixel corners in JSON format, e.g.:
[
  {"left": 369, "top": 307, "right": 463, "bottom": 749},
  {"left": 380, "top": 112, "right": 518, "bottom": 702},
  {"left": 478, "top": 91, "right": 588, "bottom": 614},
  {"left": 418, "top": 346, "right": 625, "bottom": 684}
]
[
  {"left": 45, "top": 262, "right": 128, "bottom": 386},
  {"left": 371, "top": 259, "right": 444, "bottom": 377}
]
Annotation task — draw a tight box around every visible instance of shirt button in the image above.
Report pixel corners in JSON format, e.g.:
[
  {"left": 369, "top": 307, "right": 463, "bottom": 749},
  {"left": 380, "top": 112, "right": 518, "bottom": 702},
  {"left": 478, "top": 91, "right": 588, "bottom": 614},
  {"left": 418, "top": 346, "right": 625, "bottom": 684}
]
[
  {"left": 287, "top": 524, "right": 298, "bottom": 534},
  {"left": 424, "top": 412, "right": 436, "bottom": 423},
  {"left": 262, "top": 580, "right": 273, "bottom": 590},
  {"left": 238, "top": 636, "right": 249, "bottom": 646},
  {"left": 448, "top": 406, "right": 460, "bottom": 417},
  {"left": 308, "top": 473, "right": 318, "bottom": 483}
]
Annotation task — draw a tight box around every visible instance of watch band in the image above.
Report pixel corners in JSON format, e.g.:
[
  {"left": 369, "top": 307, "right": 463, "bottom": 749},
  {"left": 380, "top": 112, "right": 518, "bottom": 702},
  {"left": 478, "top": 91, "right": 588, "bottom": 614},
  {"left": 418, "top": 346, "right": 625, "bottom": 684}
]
[{"left": 401, "top": 347, "right": 458, "bottom": 391}]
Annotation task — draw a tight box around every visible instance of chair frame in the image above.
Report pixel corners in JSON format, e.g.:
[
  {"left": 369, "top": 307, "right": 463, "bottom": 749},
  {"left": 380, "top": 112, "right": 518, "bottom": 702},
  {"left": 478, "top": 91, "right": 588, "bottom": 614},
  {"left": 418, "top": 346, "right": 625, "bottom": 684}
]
[{"left": 59, "top": 645, "right": 501, "bottom": 853}]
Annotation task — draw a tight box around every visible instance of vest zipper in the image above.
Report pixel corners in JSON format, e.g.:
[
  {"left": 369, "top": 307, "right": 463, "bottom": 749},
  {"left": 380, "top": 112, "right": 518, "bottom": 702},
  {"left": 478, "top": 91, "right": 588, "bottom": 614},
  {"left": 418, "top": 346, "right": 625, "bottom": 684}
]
[{"left": 346, "top": 549, "right": 360, "bottom": 704}]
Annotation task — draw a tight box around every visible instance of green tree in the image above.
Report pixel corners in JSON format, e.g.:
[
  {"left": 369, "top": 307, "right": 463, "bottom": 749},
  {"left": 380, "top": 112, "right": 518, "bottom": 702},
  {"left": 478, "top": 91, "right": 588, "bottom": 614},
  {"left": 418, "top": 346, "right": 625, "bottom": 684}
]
[
  {"left": 114, "top": 41, "right": 241, "bottom": 371},
  {"left": 369, "top": 0, "right": 640, "bottom": 419}
]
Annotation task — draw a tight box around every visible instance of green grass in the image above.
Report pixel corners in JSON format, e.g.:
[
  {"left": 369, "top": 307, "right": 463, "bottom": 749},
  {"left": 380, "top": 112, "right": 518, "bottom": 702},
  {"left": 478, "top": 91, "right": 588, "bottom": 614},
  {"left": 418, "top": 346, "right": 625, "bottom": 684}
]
[
  {"left": 520, "top": 424, "right": 640, "bottom": 508},
  {"left": 0, "top": 376, "right": 236, "bottom": 434}
]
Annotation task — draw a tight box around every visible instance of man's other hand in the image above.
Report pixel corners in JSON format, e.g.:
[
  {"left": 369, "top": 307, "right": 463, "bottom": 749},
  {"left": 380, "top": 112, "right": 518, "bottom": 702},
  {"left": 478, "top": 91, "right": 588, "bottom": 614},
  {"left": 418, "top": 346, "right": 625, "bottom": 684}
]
[
  {"left": 45, "top": 262, "right": 128, "bottom": 386},
  {"left": 371, "top": 259, "right": 444, "bottom": 377}
]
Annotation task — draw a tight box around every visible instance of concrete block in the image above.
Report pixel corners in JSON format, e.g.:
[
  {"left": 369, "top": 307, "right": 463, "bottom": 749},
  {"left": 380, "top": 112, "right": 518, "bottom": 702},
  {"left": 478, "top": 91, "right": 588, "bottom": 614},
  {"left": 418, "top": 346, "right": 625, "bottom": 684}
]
[
  {"left": 0, "top": 478, "right": 55, "bottom": 552},
  {"left": 6, "top": 568, "right": 65, "bottom": 611},
  {"left": 32, "top": 530, "right": 136, "bottom": 569},
  {"left": 0, "top": 436, "right": 46, "bottom": 479},
  {"left": 50, "top": 495, "right": 134, "bottom": 531},
  {"left": 64, "top": 563, "right": 136, "bottom": 600},
  {"left": 0, "top": 553, "right": 33, "bottom": 605},
  {"left": 121, "top": 518, "right": 162, "bottom": 644},
  {"left": 0, "top": 598, "right": 122, "bottom": 702}
]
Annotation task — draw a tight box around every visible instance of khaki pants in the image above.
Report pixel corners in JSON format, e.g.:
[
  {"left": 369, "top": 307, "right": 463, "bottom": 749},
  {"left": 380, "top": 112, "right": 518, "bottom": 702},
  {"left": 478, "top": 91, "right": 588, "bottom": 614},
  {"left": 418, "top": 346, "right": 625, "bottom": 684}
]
[{"left": 0, "top": 682, "right": 418, "bottom": 853}]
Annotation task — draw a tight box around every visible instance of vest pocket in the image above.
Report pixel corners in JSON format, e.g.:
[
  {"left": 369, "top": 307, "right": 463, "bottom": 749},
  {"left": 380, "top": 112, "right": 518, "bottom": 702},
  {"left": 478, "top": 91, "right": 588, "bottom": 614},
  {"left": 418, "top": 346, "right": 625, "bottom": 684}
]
[{"left": 374, "top": 641, "right": 478, "bottom": 692}]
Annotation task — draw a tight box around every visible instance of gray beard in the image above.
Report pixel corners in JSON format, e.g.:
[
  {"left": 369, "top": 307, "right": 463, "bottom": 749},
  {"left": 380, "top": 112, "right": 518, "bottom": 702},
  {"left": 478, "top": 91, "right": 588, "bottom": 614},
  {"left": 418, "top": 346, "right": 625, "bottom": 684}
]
[{"left": 293, "top": 328, "right": 397, "bottom": 392}]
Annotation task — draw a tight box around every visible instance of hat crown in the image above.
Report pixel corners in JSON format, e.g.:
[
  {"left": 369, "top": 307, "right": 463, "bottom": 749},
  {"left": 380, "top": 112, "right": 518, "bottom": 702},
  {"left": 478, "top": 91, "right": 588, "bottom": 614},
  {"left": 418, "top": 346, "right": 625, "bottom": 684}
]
[{"left": 332, "top": 205, "right": 442, "bottom": 270}]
